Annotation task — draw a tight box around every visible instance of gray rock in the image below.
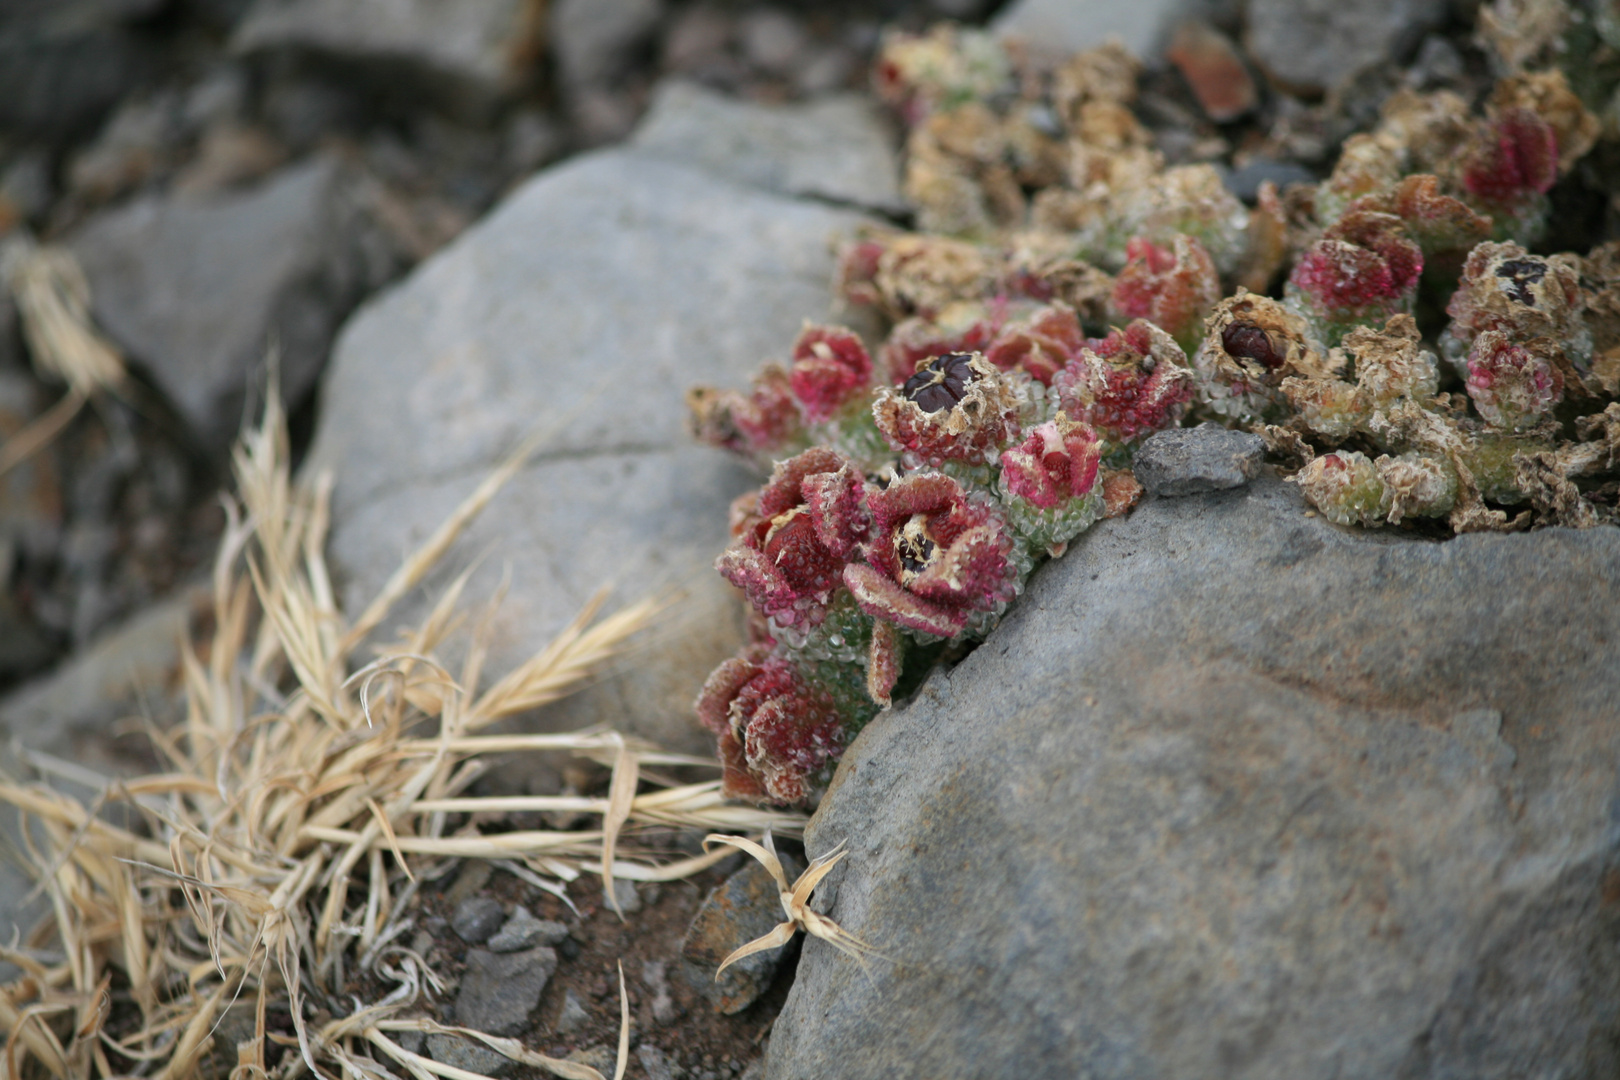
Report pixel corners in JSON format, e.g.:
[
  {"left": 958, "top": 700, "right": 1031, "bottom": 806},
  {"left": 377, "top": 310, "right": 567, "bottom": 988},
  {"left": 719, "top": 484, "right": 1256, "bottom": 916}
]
[
  {"left": 992, "top": 0, "right": 1186, "bottom": 62},
  {"left": 450, "top": 895, "right": 505, "bottom": 944},
  {"left": 638, "top": 1043, "right": 677, "bottom": 1080},
  {"left": 0, "top": 0, "right": 162, "bottom": 137},
  {"left": 1246, "top": 0, "right": 1447, "bottom": 96},
  {"left": 630, "top": 81, "right": 903, "bottom": 215},
  {"left": 1132, "top": 422, "right": 1264, "bottom": 496},
  {"left": 70, "top": 155, "right": 399, "bottom": 451},
  {"left": 738, "top": 8, "right": 808, "bottom": 75},
  {"left": 550, "top": 0, "right": 665, "bottom": 90},
  {"left": 682, "top": 852, "right": 803, "bottom": 1015},
  {"left": 0, "top": 585, "right": 205, "bottom": 757},
  {"left": 454, "top": 947, "right": 556, "bottom": 1036},
  {"left": 0, "top": 150, "right": 53, "bottom": 223},
  {"left": 554, "top": 988, "right": 591, "bottom": 1034},
  {"left": 767, "top": 474, "right": 1620, "bottom": 1080},
  {"left": 1220, "top": 158, "right": 1316, "bottom": 204},
  {"left": 608, "top": 877, "right": 643, "bottom": 915},
  {"left": 426, "top": 1033, "right": 512, "bottom": 1078},
  {"left": 232, "top": 0, "right": 543, "bottom": 118},
  {"left": 305, "top": 106, "right": 882, "bottom": 754},
  {"left": 486, "top": 906, "right": 568, "bottom": 951},
  {"left": 642, "top": 958, "right": 677, "bottom": 1026}
]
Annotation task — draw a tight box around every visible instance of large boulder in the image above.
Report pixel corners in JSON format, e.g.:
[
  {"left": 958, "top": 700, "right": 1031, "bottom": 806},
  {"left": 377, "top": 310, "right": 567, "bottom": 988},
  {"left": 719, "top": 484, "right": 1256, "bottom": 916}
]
[
  {"left": 305, "top": 84, "right": 894, "bottom": 754},
  {"left": 767, "top": 446, "right": 1620, "bottom": 1079}
]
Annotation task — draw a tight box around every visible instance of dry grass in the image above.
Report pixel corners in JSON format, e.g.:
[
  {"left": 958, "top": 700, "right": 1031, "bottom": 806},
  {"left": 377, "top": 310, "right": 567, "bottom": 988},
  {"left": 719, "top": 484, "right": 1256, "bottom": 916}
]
[
  {"left": 0, "top": 393, "right": 804, "bottom": 1080},
  {"left": 0, "top": 238, "right": 127, "bottom": 477},
  {"left": 702, "top": 833, "right": 880, "bottom": 982}
]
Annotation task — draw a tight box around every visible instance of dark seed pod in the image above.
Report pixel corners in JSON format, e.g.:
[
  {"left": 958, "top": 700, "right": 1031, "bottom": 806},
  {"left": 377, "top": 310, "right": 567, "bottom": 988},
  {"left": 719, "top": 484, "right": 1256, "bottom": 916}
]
[{"left": 903, "top": 352, "right": 980, "bottom": 413}]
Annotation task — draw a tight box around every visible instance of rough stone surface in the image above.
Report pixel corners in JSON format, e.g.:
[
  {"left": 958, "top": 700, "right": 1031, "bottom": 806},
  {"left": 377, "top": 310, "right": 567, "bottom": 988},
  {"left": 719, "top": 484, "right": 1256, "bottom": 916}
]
[
  {"left": 0, "top": 584, "right": 205, "bottom": 757},
  {"left": 232, "top": 0, "right": 542, "bottom": 117},
  {"left": 451, "top": 895, "right": 506, "bottom": 944},
  {"left": 454, "top": 946, "right": 556, "bottom": 1036},
  {"left": 1246, "top": 0, "right": 1447, "bottom": 96},
  {"left": 767, "top": 474, "right": 1620, "bottom": 1080},
  {"left": 631, "top": 81, "right": 903, "bottom": 215},
  {"left": 305, "top": 101, "right": 883, "bottom": 754},
  {"left": 682, "top": 852, "right": 803, "bottom": 1015},
  {"left": 550, "top": 0, "right": 664, "bottom": 90},
  {"left": 1132, "top": 422, "right": 1263, "bottom": 496},
  {"left": 554, "top": 988, "right": 590, "bottom": 1034},
  {"left": 426, "top": 1034, "right": 512, "bottom": 1078},
  {"left": 71, "top": 156, "right": 397, "bottom": 450},
  {"left": 0, "top": 0, "right": 162, "bottom": 136},
  {"left": 992, "top": 0, "right": 1185, "bottom": 62},
  {"left": 486, "top": 906, "right": 567, "bottom": 952}
]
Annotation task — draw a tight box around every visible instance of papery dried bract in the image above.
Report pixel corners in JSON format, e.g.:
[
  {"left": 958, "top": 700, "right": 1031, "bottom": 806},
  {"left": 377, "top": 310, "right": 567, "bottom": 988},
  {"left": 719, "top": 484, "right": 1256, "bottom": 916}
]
[{"left": 1193, "top": 290, "right": 1333, "bottom": 423}]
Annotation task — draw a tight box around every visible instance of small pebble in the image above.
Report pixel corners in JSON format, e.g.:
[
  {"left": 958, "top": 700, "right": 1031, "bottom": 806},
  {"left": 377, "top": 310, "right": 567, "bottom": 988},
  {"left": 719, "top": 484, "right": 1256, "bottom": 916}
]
[
  {"left": 555, "top": 988, "right": 591, "bottom": 1035},
  {"left": 426, "top": 1034, "right": 512, "bottom": 1078},
  {"left": 638, "top": 1043, "right": 677, "bottom": 1080},
  {"left": 451, "top": 896, "right": 506, "bottom": 944},
  {"left": 608, "top": 877, "right": 643, "bottom": 914},
  {"left": 486, "top": 906, "right": 569, "bottom": 952}
]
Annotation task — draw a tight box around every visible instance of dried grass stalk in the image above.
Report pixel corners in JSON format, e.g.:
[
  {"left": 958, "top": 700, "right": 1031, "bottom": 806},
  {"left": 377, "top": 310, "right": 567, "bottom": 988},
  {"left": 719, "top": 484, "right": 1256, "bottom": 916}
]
[
  {"left": 0, "top": 238, "right": 127, "bottom": 478},
  {"left": 0, "top": 393, "right": 804, "bottom": 1080},
  {"left": 703, "top": 832, "right": 882, "bottom": 980}
]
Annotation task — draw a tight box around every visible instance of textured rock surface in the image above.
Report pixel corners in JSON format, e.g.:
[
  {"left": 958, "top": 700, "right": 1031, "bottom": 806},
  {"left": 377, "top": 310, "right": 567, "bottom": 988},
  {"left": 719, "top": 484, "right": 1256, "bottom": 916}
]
[
  {"left": 1133, "top": 422, "right": 1264, "bottom": 496},
  {"left": 682, "top": 852, "right": 803, "bottom": 1014},
  {"left": 71, "top": 156, "right": 397, "bottom": 450},
  {"left": 454, "top": 946, "right": 557, "bottom": 1036},
  {"left": 232, "top": 0, "right": 542, "bottom": 116},
  {"left": 550, "top": 0, "right": 664, "bottom": 89},
  {"left": 767, "top": 474, "right": 1620, "bottom": 1080},
  {"left": 0, "top": 0, "right": 163, "bottom": 136},
  {"left": 306, "top": 93, "right": 887, "bottom": 754},
  {"left": 426, "top": 1034, "right": 512, "bottom": 1078},
  {"left": 630, "top": 81, "right": 903, "bottom": 215},
  {"left": 1246, "top": 0, "right": 1447, "bottom": 95}
]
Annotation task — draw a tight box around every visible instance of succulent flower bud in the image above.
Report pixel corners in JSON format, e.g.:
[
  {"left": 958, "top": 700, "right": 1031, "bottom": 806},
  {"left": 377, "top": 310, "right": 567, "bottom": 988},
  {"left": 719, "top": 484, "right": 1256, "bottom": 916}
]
[
  {"left": 1286, "top": 210, "right": 1423, "bottom": 342},
  {"left": 789, "top": 324, "right": 874, "bottom": 424},
  {"left": 843, "top": 471, "right": 1018, "bottom": 639},
  {"left": 984, "top": 302, "right": 1087, "bottom": 386},
  {"left": 1109, "top": 234, "right": 1221, "bottom": 350},
  {"left": 715, "top": 448, "right": 871, "bottom": 631},
  {"left": 998, "top": 415, "right": 1105, "bottom": 555},
  {"left": 687, "top": 365, "right": 805, "bottom": 463},
  {"left": 694, "top": 649, "right": 851, "bottom": 805},
  {"left": 1050, "top": 320, "right": 1193, "bottom": 443},
  {"left": 1465, "top": 330, "right": 1564, "bottom": 431}
]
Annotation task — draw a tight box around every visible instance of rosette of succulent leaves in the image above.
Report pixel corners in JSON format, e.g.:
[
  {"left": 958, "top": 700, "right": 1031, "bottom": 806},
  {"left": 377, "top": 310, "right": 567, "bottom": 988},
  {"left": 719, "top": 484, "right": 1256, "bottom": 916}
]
[{"left": 688, "top": 24, "right": 1620, "bottom": 806}]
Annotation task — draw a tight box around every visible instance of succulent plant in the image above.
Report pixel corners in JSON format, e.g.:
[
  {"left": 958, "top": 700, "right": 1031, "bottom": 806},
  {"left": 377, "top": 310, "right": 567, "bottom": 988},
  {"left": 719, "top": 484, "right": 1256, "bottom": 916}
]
[{"left": 685, "top": 23, "right": 1620, "bottom": 805}]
